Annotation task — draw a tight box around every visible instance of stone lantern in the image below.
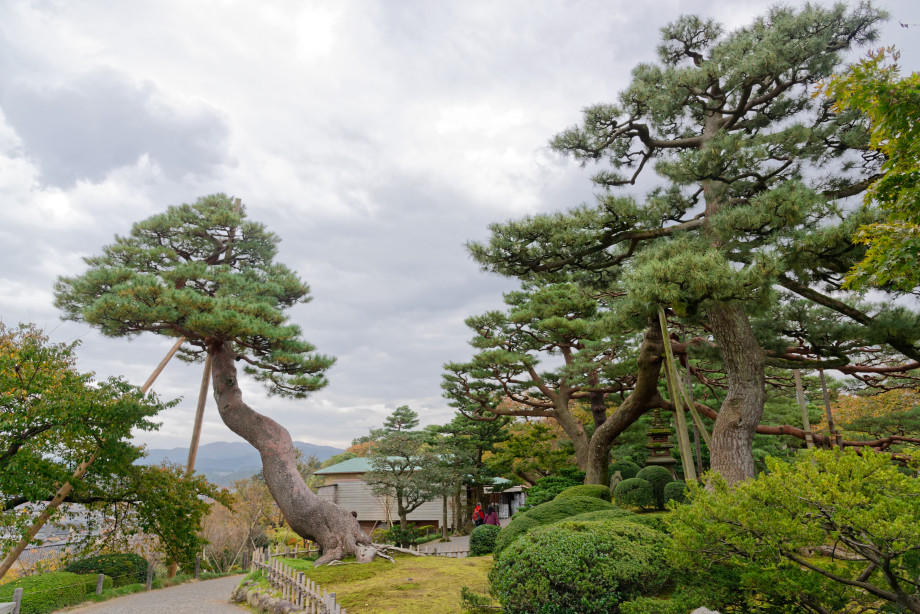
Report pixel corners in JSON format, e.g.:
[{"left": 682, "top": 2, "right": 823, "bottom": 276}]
[{"left": 644, "top": 408, "right": 677, "bottom": 476}]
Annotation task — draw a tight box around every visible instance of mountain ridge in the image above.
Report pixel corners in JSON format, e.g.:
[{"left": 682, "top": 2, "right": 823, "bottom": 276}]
[{"left": 138, "top": 440, "right": 344, "bottom": 485}]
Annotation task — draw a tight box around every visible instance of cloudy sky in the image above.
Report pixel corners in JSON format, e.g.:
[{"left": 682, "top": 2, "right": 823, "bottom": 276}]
[{"left": 1, "top": 0, "right": 917, "bottom": 451}]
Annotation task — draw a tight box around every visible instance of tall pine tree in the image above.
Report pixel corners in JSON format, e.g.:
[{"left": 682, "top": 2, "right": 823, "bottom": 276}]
[{"left": 469, "top": 4, "right": 892, "bottom": 484}]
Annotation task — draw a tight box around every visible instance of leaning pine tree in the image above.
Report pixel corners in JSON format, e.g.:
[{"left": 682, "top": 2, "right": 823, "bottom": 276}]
[{"left": 55, "top": 194, "right": 375, "bottom": 565}]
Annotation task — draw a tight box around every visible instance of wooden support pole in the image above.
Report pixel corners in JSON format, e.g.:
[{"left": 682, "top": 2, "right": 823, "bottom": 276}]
[
  {"left": 819, "top": 370, "right": 840, "bottom": 447},
  {"left": 794, "top": 369, "right": 814, "bottom": 449},
  {"left": 658, "top": 306, "right": 697, "bottom": 482},
  {"left": 186, "top": 354, "right": 213, "bottom": 473}
]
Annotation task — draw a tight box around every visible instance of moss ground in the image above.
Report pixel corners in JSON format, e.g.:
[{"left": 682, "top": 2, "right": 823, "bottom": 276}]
[{"left": 278, "top": 554, "right": 493, "bottom": 614}]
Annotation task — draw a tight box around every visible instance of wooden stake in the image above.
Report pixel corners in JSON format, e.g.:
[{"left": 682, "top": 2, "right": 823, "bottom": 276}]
[
  {"left": 818, "top": 370, "right": 841, "bottom": 447},
  {"left": 186, "top": 354, "right": 213, "bottom": 473},
  {"left": 794, "top": 369, "right": 814, "bottom": 449},
  {"left": 658, "top": 306, "right": 697, "bottom": 482}
]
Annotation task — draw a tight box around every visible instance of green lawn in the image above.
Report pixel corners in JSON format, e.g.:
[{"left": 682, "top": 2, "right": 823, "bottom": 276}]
[{"left": 269, "top": 554, "right": 493, "bottom": 614}]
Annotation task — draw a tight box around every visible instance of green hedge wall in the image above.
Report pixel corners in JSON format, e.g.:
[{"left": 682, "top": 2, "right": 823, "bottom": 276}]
[{"left": 0, "top": 572, "right": 90, "bottom": 614}]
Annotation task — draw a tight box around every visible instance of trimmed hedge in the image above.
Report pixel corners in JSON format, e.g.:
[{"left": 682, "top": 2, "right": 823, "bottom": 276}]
[
  {"left": 635, "top": 466, "right": 674, "bottom": 510},
  {"left": 490, "top": 519, "right": 672, "bottom": 614},
  {"left": 555, "top": 484, "right": 611, "bottom": 502},
  {"left": 494, "top": 496, "right": 613, "bottom": 555},
  {"left": 566, "top": 508, "right": 636, "bottom": 523},
  {"left": 516, "top": 475, "right": 582, "bottom": 512},
  {"left": 63, "top": 553, "right": 148, "bottom": 587},
  {"left": 0, "top": 572, "right": 92, "bottom": 614},
  {"left": 609, "top": 460, "right": 641, "bottom": 480},
  {"left": 664, "top": 481, "right": 688, "bottom": 505},
  {"left": 470, "top": 524, "right": 502, "bottom": 556},
  {"left": 614, "top": 478, "right": 654, "bottom": 510}
]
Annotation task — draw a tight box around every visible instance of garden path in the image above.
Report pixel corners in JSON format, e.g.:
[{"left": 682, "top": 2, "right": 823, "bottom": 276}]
[{"left": 61, "top": 575, "right": 243, "bottom": 614}]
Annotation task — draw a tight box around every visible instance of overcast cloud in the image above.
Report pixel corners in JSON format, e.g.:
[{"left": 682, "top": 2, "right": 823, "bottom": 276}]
[{"left": 1, "top": 0, "right": 917, "bottom": 451}]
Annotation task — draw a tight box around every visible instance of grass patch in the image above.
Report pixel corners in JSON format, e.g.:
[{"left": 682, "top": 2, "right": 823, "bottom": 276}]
[{"left": 277, "top": 554, "right": 493, "bottom": 614}]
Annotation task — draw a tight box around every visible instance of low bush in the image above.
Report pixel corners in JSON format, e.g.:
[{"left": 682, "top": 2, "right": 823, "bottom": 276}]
[
  {"left": 63, "top": 553, "right": 148, "bottom": 587},
  {"left": 469, "top": 524, "right": 502, "bottom": 556},
  {"left": 565, "top": 508, "right": 636, "bottom": 523},
  {"left": 635, "top": 466, "right": 674, "bottom": 510},
  {"left": 490, "top": 519, "right": 672, "bottom": 614},
  {"left": 663, "top": 481, "right": 687, "bottom": 506},
  {"left": 494, "top": 496, "right": 613, "bottom": 555},
  {"left": 555, "top": 484, "right": 611, "bottom": 501},
  {"left": 515, "top": 474, "right": 583, "bottom": 512},
  {"left": 609, "top": 460, "right": 641, "bottom": 480},
  {"left": 614, "top": 478, "right": 654, "bottom": 510},
  {"left": 0, "top": 571, "right": 88, "bottom": 614}
]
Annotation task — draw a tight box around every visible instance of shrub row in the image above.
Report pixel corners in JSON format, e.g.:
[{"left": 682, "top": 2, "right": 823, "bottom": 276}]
[
  {"left": 63, "top": 553, "right": 148, "bottom": 587},
  {"left": 0, "top": 571, "right": 113, "bottom": 614}
]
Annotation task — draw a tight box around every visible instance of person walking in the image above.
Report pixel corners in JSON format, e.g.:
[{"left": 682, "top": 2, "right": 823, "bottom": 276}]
[
  {"left": 484, "top": 505, "right": 500, "bottom": 526},
  {"left": 472, "top": 503, "right": 485, "bottom": 527}
]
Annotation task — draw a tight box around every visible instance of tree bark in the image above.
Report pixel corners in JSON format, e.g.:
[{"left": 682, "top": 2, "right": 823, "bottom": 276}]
[
  {"left": 706, "top": 302, "right": 766, "bottom": 485},
  {"left": 209, "top": 341, "right": 372, "bottom": 565},
  {"left": 585, "top": 322, "right": 665, "bottom": 485}
]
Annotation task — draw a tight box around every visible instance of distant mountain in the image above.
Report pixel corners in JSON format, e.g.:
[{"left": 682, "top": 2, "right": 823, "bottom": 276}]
[{"left": 138, "top": 441, "right": 344, "bottom": 485}]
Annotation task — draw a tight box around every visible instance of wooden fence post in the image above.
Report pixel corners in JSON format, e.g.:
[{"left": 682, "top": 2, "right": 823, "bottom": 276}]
[
  {"left": 194, "top": 555, "right": 200, "bottom": 579},
  {"left": 12, "top": 588, "right": 22, "bottom": 614},
  {"left": 145, "top": 563, "right": 154, "bottom": 590},
  {"left": 96, "top": 573, "right": 105, "bottom": 595}
]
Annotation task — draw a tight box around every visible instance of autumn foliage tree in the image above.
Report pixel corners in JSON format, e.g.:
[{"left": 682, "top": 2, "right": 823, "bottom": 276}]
[
  {"left": 0, "top": 323, "right": 220, "bottom": 572},
  {"left": 54, "top": 194, "right": 372, "bottom": 565}
]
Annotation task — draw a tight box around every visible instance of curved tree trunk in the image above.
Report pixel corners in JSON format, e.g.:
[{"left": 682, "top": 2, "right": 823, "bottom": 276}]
[
  {"left": 209, "top": 341, "right": 372, "bottom": 565},
  {"left": 585, "top": 322, "right": 665, "bottom": 485},
  {"left": 706, "top": 302, "right": 766, "bottom": 485}
]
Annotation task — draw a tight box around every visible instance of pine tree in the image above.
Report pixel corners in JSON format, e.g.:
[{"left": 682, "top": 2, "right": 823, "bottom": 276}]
[
  {"left": 54, "top": 194, "right": 373, "bottom": 565},
  {"left": 469, "top": 4, "right": 890, "bottom": 484},
  {"left": 382, "top": 405, "right": 420, "bottom": 432}
]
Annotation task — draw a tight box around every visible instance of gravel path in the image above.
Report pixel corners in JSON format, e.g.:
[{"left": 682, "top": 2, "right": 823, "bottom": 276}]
[{"left": 62, "top": 575, "right": 244, "bottom": 614}]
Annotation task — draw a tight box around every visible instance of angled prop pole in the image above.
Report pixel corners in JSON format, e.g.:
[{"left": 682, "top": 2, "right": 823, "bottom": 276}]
[
  {"left": 658, "top": 306, "right": 697, "bottom": 482},
  {"left": 0, "top": 337, "right": 186, "bottom": 580},
  {"left": 794, "top": 369, "right": 815, "bottom": 449}
]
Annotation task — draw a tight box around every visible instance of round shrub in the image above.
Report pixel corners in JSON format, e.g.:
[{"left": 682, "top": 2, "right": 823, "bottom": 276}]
[
  {"left": 0, "top": 571, "right": 88, "bottom": 614},
  {"left": 470, "top": 523, "right": 502, "bottom": 556},
  {"left": 614, "top": 478, "right": 654, "bottom": 510},
  {"left": 494, "top": 515, "right": 540, "bottom": 555},
  {"left": 63, "top": 553, "right": 148, "bottom": 587},
  {"left": 636, "top": 466, "right": 674, "bottom": 510},
  {"left": 664, "top": 480, "right": 688, "bottom": 505},
  {"left": 566, "top": 508, "right": 636, "bottom": 523},
  {"left": 555, "top": 484, "right": 611, "bottom": 501},
  {"left": 494, "top": 496, "right": 613, "bottom": 555},
  {"left": 490, "top": 519, "right": 672, "bottom": 614},
  {"left": 609, "top": 460, "right": 641, "bottom": 480}
]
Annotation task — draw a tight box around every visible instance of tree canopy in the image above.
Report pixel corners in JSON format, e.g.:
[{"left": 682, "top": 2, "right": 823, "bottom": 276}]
[
  {"left": 463, "top": 3, "right": 919, "bottom": 483},
  {"left": 54, "top": 193, "right": 334, "bottom": 397}
]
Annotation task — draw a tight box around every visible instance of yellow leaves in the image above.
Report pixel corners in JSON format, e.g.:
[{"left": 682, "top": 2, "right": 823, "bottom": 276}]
[{"left": 815, "top": 388, "right": 920, "bottom": 433}]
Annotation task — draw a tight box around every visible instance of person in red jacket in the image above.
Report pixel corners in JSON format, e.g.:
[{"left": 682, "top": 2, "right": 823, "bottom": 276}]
[{"left": 472, "top": 503, "right": 485, "bottom": 527}]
